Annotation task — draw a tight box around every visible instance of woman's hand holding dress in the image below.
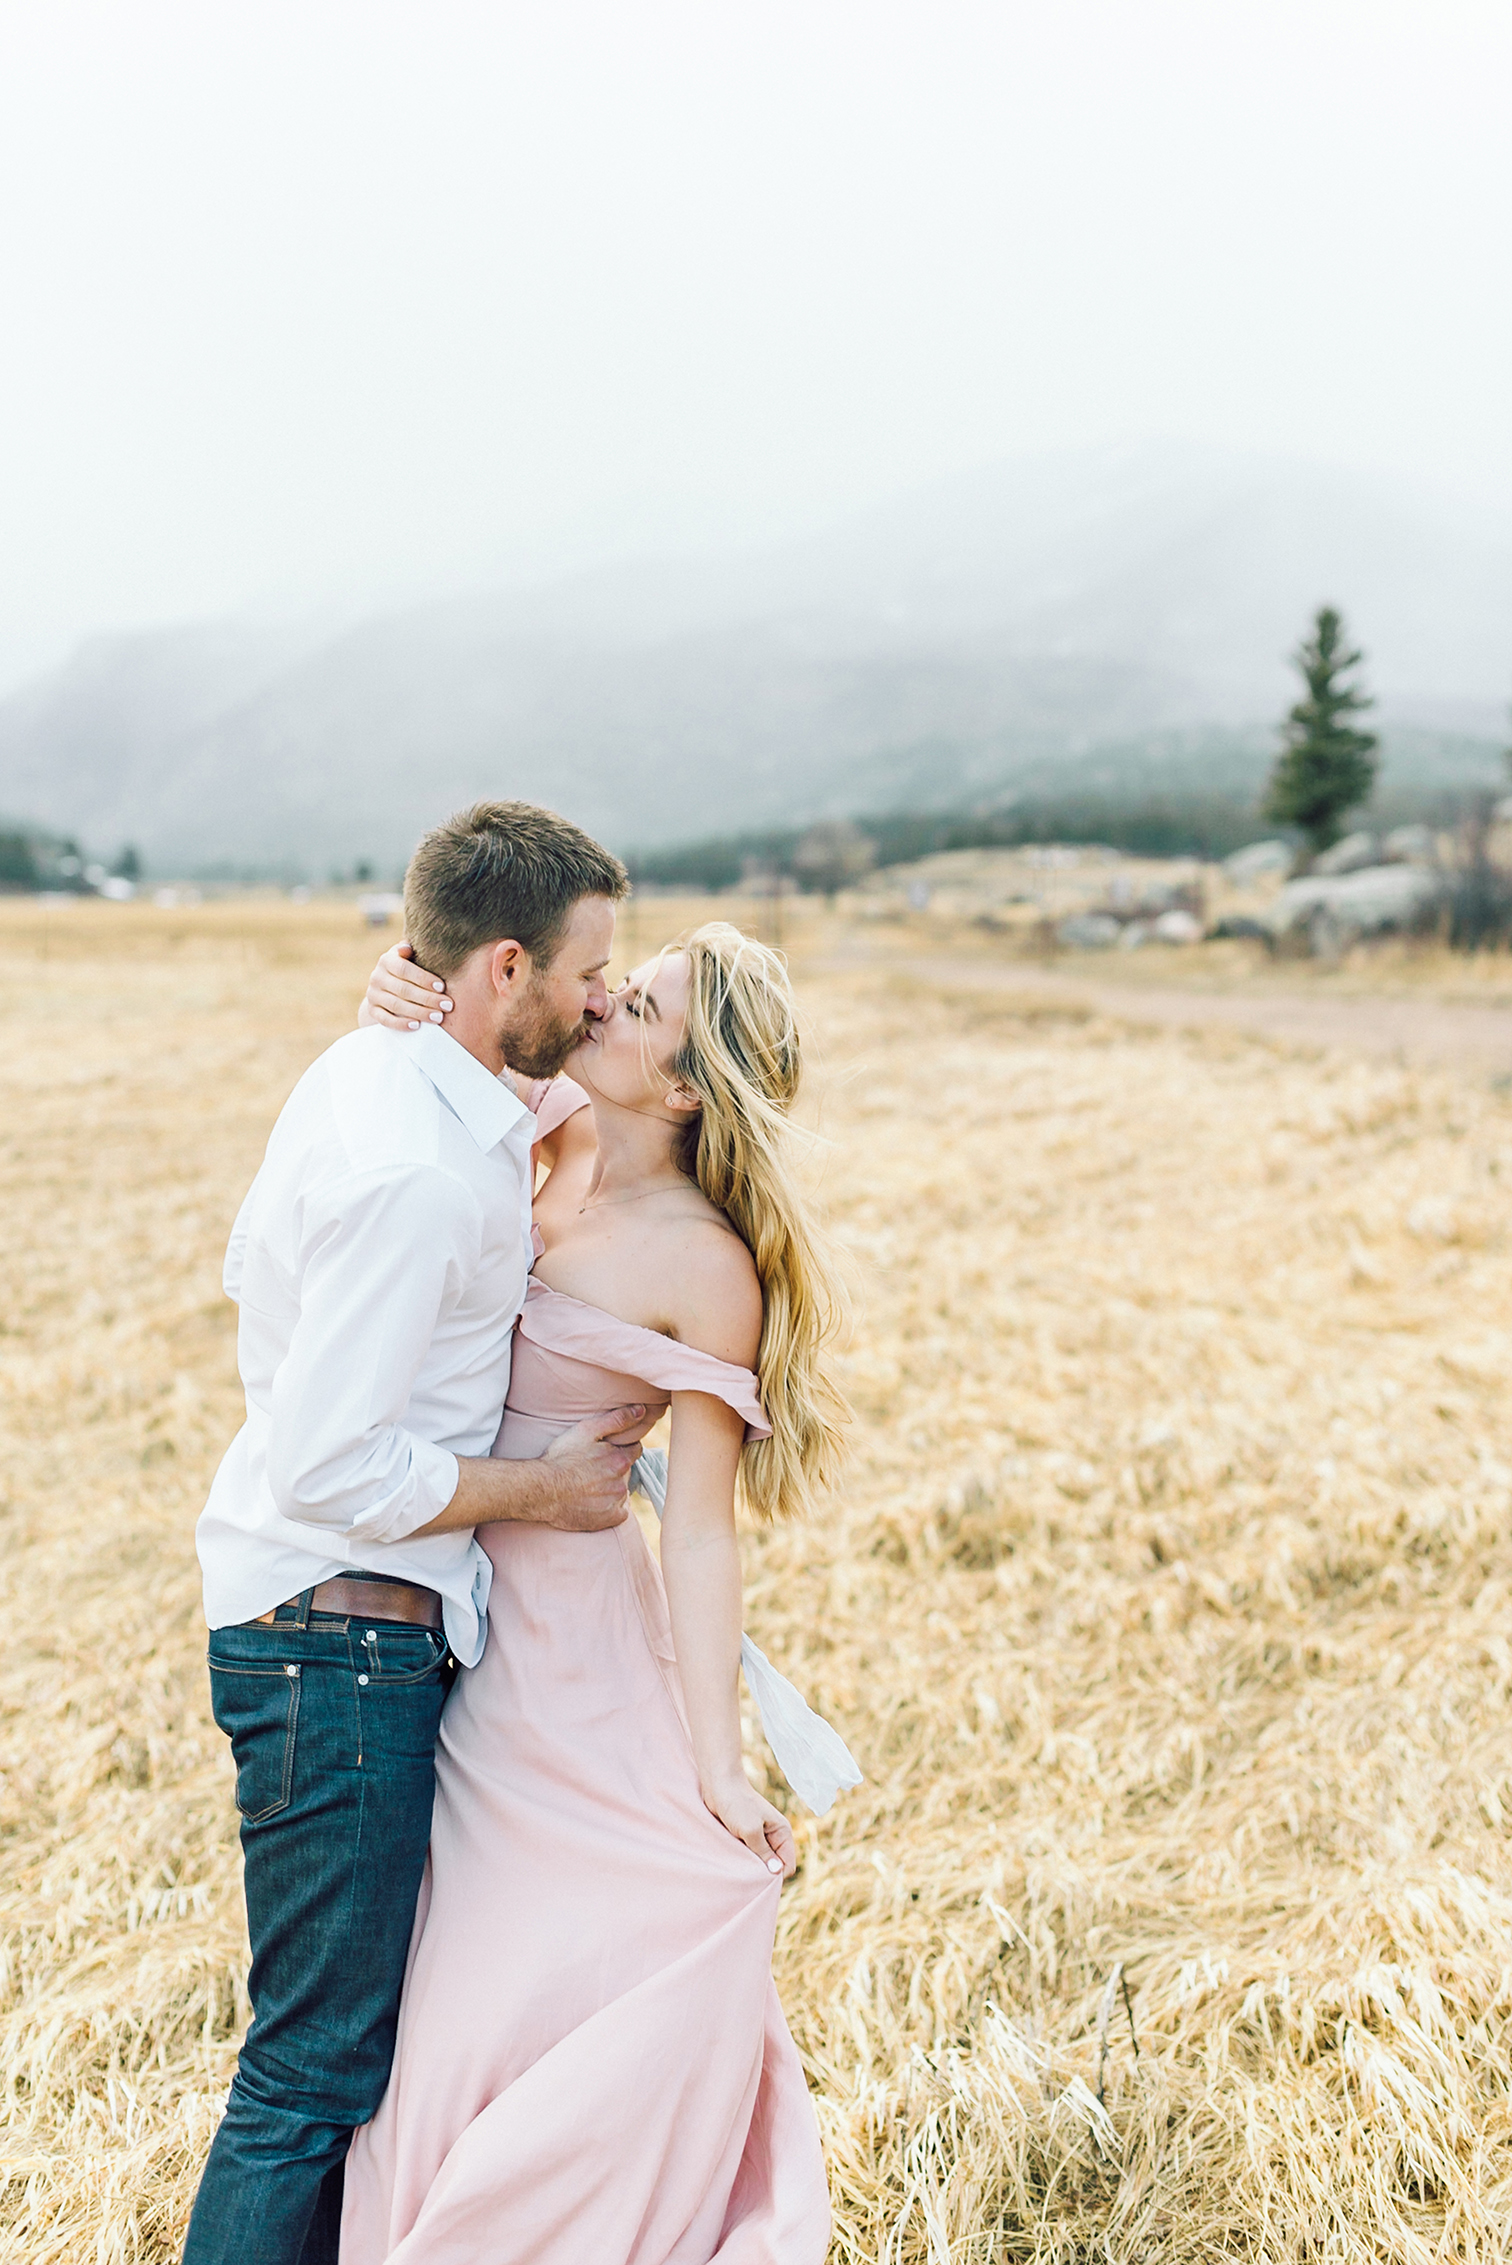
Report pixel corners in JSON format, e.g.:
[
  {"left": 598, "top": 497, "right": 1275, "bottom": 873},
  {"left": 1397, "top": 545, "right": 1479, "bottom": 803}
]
[{"left": 699, "top": 1767, "right": 798, "bottom": 1877}]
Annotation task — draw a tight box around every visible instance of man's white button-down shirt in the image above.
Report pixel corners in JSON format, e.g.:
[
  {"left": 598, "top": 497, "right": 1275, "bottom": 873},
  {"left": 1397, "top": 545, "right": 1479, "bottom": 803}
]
[{"left": 196, "top": 1023, "right": 536, "bottom": 1667}]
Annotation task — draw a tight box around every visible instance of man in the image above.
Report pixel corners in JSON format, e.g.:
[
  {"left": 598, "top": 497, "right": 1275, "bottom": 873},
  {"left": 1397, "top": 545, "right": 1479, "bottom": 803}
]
[{"left": 185, "top": 801, "right": 648, "bottom": 2265}]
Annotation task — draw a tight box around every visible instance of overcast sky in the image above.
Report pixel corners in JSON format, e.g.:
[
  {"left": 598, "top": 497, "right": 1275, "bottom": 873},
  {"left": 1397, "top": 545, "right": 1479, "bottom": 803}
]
[{"left": 0, "top": 0, "right": 1508, "bottom": 687}]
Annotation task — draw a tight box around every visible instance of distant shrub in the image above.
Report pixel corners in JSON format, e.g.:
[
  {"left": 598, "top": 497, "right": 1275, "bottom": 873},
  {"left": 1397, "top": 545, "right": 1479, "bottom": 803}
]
[
  {"left": 1442, "top": 793, "right": 1512, "bottom": 952},
  {"left": 793, "top": 821, "right": 875, "bottom": 898},
  {"left": 0, "top": 831, "right": 39, "bottom": 889},
  {"left": 1446, "top": 866, "right": 1512, "bottom": 951}
]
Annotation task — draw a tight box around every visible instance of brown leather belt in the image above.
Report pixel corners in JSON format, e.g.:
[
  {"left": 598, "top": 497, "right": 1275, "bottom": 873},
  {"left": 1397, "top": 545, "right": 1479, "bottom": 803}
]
[{"left": 253, "top": 1576, "right": 445, "bottom": 1630}]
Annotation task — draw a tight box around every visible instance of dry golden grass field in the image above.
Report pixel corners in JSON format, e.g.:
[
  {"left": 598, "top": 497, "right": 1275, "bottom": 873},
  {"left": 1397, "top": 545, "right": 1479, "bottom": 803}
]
[{"left": 4, "top": 894, "right": 1512, "bottom": 2262}]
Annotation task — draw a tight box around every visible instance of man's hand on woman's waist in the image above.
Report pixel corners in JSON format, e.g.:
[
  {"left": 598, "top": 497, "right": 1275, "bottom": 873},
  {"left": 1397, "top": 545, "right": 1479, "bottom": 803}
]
[{"left": 413, "top": 1405, "right": 651, "bottom": 1537}]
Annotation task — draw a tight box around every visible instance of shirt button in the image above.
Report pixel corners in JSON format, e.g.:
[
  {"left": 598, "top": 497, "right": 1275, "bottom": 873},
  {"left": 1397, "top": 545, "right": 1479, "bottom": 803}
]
[{"left": 358, "top": 1674, "right": 369, "bottom": 1686}]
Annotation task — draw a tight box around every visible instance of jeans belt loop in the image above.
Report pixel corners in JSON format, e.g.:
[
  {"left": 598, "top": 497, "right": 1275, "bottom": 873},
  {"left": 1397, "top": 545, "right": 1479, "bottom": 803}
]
[{"left": 291, "top": 1586, "right": 315, "bottom": 1633}]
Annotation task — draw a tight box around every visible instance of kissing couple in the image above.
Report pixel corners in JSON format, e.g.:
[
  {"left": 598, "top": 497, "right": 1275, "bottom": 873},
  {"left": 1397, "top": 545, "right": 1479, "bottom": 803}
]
[{"left": 183, "top": 800, "right": 859, "bottom": 2265}]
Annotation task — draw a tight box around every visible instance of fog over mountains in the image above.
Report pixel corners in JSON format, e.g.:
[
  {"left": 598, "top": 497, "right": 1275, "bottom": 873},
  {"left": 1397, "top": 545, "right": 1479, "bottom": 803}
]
[{"left": 2, "top": 442, "right": 1508, "bottom": 876}]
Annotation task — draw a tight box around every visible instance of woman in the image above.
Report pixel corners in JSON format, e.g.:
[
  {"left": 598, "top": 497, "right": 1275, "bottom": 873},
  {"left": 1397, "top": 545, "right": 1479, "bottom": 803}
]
[{"left": 340, "top": 923, "right": 850, "bottom": 2263}]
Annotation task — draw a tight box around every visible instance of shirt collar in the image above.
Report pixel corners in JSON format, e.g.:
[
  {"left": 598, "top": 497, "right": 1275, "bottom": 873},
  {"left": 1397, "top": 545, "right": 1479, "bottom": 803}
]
[{"left": 405, "top": 1023, "right": 531, "bottom": 1153}]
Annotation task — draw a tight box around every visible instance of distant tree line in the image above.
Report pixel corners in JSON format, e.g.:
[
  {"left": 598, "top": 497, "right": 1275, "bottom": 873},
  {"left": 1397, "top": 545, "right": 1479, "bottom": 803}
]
[
  {"left": 625, "top": 792, "right": 1272, "bottom": 893},
  {"left": 0, "top": 827, "right": 143, "bottom": 893},
  {"left": 0, "top": 832, "right": 39, "bottom": 888}
]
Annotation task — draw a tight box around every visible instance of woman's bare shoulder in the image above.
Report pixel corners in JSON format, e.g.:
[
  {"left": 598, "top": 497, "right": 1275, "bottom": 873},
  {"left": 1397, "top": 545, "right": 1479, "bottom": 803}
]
[{"left": 648, "top": 1211, "right": 762, "bottom": 1369}]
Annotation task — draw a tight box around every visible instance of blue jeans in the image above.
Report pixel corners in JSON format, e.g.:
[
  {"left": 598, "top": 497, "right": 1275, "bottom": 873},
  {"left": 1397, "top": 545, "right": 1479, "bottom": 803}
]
[{"left": 182, "top": 1602, "right": 454, "bottom": 2265}]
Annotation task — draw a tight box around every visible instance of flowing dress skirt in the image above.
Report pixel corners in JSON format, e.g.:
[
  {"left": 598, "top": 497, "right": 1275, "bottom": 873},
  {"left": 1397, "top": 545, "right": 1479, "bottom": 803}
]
[{"left": 340, "top": 1508, "right": 830, "bottom": 2263}]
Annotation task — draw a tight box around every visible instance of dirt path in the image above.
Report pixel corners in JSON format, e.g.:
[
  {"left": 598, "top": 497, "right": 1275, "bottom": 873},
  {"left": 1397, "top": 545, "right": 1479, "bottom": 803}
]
[{"left": 845, "top": 952, "right": 1512, "bottom": 1079}]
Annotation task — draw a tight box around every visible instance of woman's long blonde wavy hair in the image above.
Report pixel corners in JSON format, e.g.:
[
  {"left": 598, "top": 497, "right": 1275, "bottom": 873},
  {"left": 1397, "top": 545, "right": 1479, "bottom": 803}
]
[{"left": 663, "top": 922, "right": 850, "bottom": 1521}]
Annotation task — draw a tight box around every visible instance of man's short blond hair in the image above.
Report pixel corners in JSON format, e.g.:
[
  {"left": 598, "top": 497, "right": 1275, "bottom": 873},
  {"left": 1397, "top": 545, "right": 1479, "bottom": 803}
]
[{"left": 403, "top": 801, "right": 627, "bottom": 978}]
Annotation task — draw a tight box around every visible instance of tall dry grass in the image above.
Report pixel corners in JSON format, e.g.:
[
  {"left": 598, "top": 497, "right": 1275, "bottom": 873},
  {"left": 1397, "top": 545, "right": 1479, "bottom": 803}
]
[{"left": 3, "top": 897, "right": 1512, "bottom": 2260}]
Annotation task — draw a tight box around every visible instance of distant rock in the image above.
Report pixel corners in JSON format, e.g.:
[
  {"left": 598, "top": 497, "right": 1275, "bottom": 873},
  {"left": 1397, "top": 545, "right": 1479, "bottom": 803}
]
[
  {"left": 1266, "top": 864, "right": 1443, "bottom": 953},
  {"left": 1057, "top": 912, "right": 1122, "bottom": 950},
  {"left": 1223, "top": 839, "right": 1292, "bottom": 884},
  {"left": 1134, "top": 881, "right": 1196, "bottom": 917},
  {"left": 1120, "top": 908, "right": 1202, "bottom": 946},
  {"left": 1313, "top": 831, "right": 1381, "bottom": 875},
  {"left": 1382, "top": 824, "right": 1437, "bottom": 865}
]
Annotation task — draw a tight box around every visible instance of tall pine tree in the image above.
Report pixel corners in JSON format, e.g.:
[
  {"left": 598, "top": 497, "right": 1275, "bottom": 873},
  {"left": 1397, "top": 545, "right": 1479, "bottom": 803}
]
[{"left": 1264, "top": 606, "right": 1378, "bottom": 862}]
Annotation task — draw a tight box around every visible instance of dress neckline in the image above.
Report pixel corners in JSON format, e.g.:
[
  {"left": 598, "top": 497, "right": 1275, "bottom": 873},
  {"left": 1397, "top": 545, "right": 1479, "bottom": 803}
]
[
  {"left": 521, "top": 1225, "right": 768, "bottom": 1434},
  {"left": 523, "top": 1272, "right": 752, "bottom": 1380},
  {"left": 517, "top": 1276, "right": 767, "bottom": 1446}
]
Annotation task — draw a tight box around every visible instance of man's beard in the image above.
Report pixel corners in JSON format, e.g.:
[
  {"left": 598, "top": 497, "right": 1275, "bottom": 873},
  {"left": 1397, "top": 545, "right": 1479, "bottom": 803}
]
[{"left": 501, "top": 980, "right": 589, "bottom": 1081}]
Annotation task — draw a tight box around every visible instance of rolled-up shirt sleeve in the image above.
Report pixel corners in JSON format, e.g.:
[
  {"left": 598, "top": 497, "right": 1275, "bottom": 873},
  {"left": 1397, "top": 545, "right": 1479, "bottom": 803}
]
[{"left": 264, "top": 1164, "right": 483, "bottom": 1542}]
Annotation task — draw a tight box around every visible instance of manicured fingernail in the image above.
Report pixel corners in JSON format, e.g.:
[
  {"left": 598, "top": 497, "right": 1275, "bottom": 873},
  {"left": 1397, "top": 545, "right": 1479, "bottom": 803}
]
[
  {"left": 407, "top": 1020, "right": 419, "bottom": 1030},
  {"left": 440, "top": 998, "right": 453, "bottom": 1010},
  {"left": 767, "top": 1857, "right": 783, "bottom": 1873},
  {"left": 433, "top": 979, "right": 444, "bottom": 991},
  {"left": 429, "top": 1011, "right": 442, "bottom": 1022}
]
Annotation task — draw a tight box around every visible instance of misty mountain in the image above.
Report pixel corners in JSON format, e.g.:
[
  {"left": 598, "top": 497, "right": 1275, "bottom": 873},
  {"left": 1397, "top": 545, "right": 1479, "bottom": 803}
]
[{"left": 2, "top": 443, "right": 1507, "bottom": 876}]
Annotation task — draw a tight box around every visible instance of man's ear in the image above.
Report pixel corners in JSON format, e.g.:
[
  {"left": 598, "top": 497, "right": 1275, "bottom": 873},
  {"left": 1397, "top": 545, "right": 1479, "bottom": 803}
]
[
  {"left": 488, "top": 939, "right": 528, "bottom": 994},
  {"left": 663, "top": 1083, "right": 701, "bottom": 1117}
]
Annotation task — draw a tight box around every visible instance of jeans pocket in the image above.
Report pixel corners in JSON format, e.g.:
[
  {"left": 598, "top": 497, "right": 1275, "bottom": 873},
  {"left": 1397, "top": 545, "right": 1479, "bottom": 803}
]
[
  {"left": 353, "top": 1627, "right": 448, "bottom": 1685},
  {"left": 209, "top": 1660, "right": 302, "bottom": 1821}
]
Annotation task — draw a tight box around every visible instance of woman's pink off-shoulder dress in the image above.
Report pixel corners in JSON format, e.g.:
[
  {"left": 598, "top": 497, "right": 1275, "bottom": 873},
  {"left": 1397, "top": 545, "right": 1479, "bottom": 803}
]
[{"left": 340, "top": 1260, "right": 831, "bottom": 2262}]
